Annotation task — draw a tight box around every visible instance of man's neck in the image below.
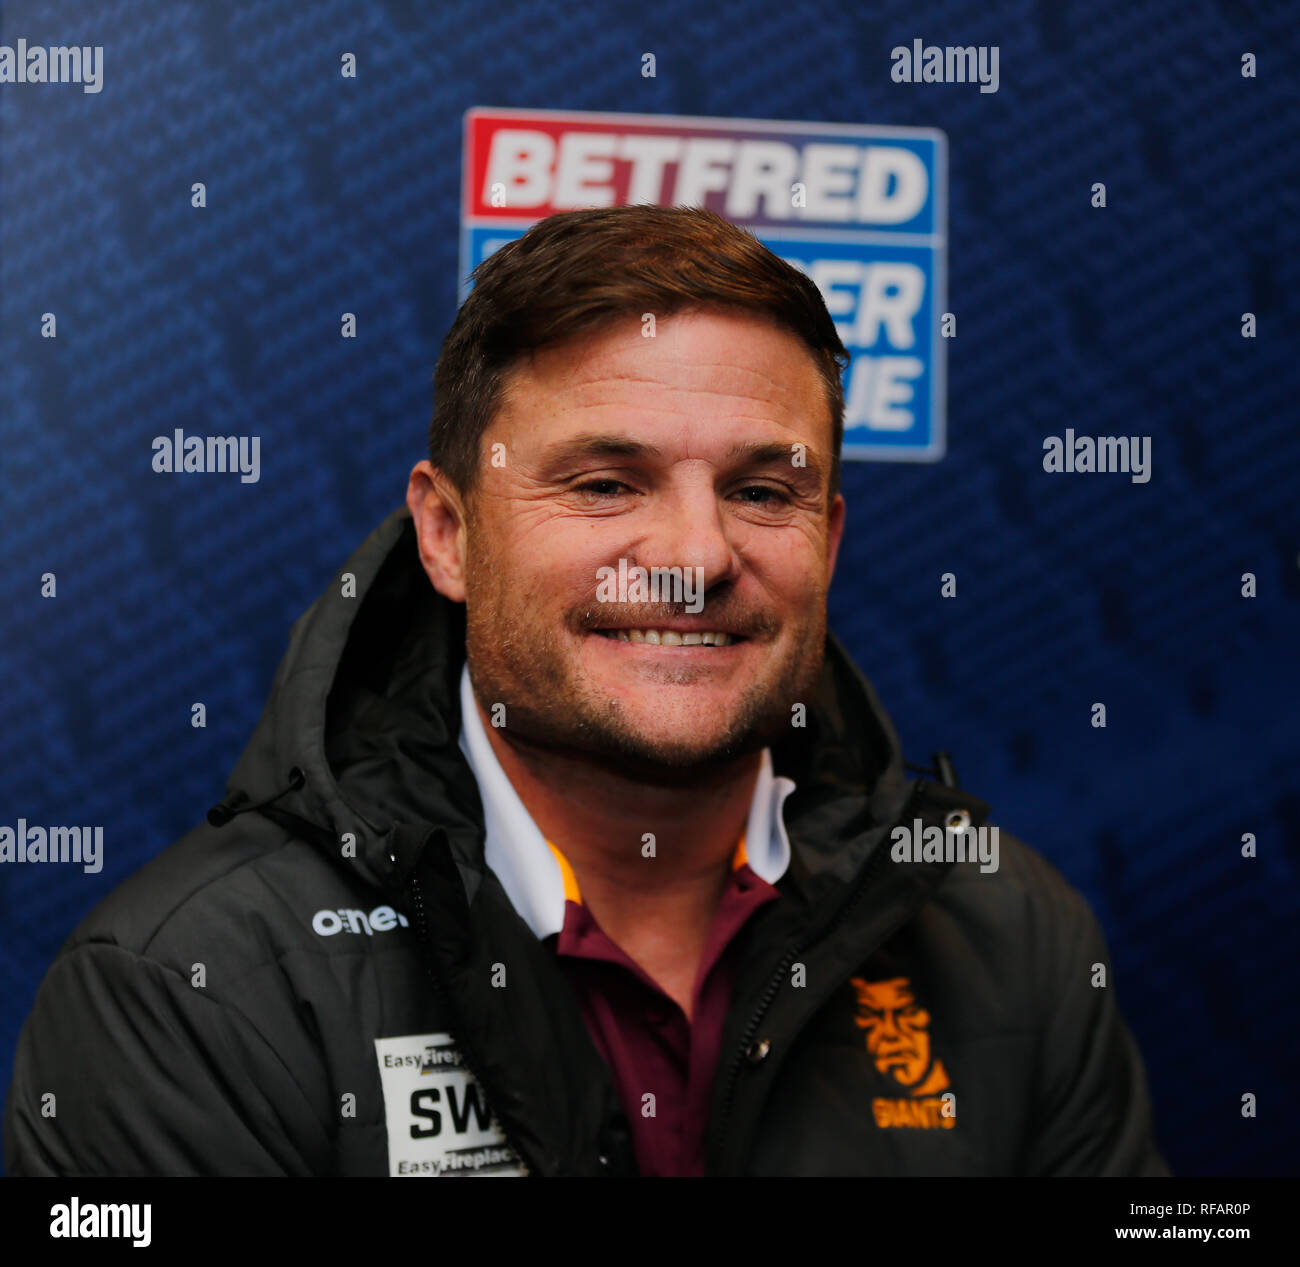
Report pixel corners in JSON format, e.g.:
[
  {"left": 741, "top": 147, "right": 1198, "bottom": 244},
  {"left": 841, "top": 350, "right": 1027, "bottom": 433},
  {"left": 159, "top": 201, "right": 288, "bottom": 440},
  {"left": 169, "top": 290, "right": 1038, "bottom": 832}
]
[{"left": 476, "top": 696, "right": 761, "bottom": 1012}]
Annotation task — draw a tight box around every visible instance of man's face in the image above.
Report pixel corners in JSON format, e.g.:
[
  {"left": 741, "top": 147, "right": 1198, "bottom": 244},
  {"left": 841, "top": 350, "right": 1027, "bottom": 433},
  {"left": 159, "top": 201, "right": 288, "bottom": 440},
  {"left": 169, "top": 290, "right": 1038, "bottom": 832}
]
[{"left": 419, "top": 307, "right": 844, "bottom": 778}]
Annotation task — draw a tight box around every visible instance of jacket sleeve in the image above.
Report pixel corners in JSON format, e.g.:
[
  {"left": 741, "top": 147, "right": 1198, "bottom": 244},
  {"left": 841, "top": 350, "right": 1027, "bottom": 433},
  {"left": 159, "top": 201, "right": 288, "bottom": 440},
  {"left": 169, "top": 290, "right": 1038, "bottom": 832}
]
[
  {"left": 3, "top": 940, "right": 332, "bottom": 1176},
  {"left": 1019, "top": 873, "right": 1171, "bottom": 1176}
]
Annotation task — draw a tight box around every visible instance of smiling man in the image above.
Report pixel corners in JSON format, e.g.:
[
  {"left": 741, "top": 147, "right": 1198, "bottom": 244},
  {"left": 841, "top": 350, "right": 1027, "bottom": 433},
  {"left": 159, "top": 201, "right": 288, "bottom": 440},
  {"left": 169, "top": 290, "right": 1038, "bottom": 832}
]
[
  {"left": 4, "top": 205, "right": 1168, "bottom": 1178},
  {"left": 409, "top": 300, "right": 842, "bottom": 1040}
]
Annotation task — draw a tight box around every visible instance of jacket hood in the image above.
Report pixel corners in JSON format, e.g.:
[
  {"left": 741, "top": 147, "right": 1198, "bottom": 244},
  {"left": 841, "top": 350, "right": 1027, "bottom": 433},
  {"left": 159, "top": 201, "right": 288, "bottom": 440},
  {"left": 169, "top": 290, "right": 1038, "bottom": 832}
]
[{"left": 212, "top": 505, "right": 915, "bottom": 903}]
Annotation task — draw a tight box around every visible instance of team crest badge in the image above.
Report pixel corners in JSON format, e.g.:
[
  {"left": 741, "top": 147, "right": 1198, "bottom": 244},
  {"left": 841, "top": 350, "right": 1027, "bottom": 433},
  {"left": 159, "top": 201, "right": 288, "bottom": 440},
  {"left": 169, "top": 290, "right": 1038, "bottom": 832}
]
[{"left": 850, "top": 976, "right": 956, "bottom": 1129}]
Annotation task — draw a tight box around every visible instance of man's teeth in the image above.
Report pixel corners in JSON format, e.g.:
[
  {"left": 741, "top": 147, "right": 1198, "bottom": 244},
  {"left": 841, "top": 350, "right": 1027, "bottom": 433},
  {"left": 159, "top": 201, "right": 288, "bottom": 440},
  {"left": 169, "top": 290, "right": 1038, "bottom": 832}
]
[{"left": 596, "top": 629, "right": 735, "bottom": 646}]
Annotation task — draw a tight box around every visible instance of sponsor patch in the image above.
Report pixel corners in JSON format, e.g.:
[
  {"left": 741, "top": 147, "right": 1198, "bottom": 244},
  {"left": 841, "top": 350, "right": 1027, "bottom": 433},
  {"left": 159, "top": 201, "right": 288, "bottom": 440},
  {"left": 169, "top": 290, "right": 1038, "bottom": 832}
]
[
  {"left": 374, "top": 1033, "right": 527, "bottom": 1175},
  {"left": 461, "top": 106, "right": 947, "bottom": 462}
]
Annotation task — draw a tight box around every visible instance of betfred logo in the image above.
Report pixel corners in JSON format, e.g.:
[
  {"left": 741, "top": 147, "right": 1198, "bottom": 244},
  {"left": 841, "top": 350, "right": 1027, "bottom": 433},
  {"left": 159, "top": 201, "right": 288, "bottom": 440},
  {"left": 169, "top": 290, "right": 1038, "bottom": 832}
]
[
  {"left": 461, "top": 108, "right": 947, "bottom": 461},
  {"left": 467, "top": 119, "right": 931, "bottom": 228}
]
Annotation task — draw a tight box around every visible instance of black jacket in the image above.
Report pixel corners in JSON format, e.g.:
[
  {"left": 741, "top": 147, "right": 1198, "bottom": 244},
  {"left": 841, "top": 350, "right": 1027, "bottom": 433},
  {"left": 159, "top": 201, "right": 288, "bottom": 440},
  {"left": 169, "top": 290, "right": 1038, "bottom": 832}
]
[{"left": 4, "top": 506, "right": 1169, "bottom": 1176}]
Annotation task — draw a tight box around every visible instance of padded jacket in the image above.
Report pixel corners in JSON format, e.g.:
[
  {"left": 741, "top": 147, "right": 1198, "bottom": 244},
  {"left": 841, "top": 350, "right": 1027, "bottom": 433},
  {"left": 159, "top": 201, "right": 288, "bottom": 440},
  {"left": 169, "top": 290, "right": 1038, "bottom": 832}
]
[{"left": 3, "top": 506, "right": 1170, "bottom": 1177}]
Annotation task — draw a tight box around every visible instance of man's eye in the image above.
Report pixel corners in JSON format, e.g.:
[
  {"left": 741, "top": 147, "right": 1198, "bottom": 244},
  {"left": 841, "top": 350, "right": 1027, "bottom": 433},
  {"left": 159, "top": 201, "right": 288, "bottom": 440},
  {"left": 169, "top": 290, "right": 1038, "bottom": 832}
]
[
  {"left": 574, "top": 479, "right": 629, "bottom": 498},
  {"left": 571, "top": 481, "right": 791, "bottom": 504},
  {"left": 736, "top": 484, "right": 791, "bottom": 505}
]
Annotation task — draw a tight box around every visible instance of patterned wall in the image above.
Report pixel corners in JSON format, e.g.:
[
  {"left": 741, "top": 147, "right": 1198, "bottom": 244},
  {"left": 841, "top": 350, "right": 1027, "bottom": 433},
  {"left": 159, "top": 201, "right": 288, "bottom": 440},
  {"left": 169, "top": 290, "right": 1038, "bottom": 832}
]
[{"left": 1, "top": 0, "right": 1296, "bottom": 1176}]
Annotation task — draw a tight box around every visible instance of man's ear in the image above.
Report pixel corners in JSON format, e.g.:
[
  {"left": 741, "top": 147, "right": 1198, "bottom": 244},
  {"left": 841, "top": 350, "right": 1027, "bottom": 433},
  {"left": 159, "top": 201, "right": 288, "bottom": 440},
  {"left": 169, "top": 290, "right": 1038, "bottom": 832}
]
[
  {"left": 406, "top": 460, "right": 469, "bottom": 602},
  {"left": 826, "top": 492, "right": 846, "bottom": 585}
]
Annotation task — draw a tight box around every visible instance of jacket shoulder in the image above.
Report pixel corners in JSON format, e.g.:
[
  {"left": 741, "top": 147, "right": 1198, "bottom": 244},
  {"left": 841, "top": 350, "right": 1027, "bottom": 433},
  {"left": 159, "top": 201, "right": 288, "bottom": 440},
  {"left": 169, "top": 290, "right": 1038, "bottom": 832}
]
[
  {"left": 935, "top": 824, "right": 1107, "bottom": 943},
  {"left": 59, "top": 811, "right": 389, "bottom": 990},
  {"left": 4, "top": 814, "right": 409, "bottom": 1176}
]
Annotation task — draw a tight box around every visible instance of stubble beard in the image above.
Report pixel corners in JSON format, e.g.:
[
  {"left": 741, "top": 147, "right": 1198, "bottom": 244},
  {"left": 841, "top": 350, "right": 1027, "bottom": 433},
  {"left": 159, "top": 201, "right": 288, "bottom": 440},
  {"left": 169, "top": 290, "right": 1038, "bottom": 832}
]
[{"left": 462, "top": 553, "right": 828, "bottom": 784}]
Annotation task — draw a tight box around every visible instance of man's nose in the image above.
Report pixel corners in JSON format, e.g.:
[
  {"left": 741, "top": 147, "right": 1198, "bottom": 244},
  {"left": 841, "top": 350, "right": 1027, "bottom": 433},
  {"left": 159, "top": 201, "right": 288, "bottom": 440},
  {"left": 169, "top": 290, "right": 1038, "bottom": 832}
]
[{"left": 643, "top": 481, "right": 741, "bottom": 593}]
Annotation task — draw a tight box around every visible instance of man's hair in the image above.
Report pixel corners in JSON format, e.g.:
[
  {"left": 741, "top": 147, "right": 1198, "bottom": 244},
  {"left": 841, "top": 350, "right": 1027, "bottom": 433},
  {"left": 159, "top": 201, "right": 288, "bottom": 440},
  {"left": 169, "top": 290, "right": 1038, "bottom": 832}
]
[{"left": 428, "top": 204, "right": 849, "bottom": 504}]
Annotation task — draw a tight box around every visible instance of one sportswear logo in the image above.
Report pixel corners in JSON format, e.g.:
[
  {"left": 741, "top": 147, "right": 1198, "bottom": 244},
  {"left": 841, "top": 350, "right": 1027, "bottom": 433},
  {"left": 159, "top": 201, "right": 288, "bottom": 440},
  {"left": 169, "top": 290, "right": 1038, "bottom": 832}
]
[
  {"left": 850, "top": 975, "right": 955, "bottom": 1129},
  {"left": 311, "top": 905, "right": 409, "bottom": 936}
]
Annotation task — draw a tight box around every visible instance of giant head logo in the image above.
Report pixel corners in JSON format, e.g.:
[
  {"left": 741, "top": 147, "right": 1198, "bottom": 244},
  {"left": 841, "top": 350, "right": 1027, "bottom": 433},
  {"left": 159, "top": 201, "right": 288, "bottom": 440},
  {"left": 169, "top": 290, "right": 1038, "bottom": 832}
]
[{"left": 850, "top": 975, "right": 949, "bottom": 1095}]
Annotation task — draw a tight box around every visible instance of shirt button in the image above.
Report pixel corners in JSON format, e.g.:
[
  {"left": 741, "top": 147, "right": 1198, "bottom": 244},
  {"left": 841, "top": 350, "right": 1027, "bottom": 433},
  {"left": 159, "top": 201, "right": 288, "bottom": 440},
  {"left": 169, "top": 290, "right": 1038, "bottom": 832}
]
[{"left": 646, "top": 1005, "right": 670, "bottom": 1026}]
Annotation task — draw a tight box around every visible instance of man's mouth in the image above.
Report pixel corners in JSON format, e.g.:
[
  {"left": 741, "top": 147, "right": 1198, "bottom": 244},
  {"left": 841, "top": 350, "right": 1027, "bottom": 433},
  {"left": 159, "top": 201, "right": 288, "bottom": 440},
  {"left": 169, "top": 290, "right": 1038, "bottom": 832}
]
[{"left": 590, "top": 627, "right": 747, "bottom": 647}]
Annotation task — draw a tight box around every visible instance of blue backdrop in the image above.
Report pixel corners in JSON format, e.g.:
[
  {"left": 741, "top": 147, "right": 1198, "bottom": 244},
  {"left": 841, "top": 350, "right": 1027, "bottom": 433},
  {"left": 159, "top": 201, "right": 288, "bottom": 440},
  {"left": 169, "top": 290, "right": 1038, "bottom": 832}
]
[{"left": 1, "top": 0, "right": 1296, "bottom": 1177}]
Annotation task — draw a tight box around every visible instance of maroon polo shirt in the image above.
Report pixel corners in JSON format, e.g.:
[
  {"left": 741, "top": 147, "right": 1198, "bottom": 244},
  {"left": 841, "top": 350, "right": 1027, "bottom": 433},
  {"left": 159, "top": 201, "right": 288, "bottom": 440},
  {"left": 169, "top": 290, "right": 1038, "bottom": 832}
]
[{"left": 543, "top": 835, "right": 782, "bottom": 1177}]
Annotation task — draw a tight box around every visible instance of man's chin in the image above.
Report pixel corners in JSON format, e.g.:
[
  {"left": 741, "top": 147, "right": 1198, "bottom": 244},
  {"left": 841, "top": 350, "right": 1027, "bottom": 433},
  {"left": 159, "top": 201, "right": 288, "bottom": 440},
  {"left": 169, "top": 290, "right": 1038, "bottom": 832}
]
[
  {"left": 582, "top": 744, "right": 762, "bottom": 784},
  {"left": 564, "top": 708, "right": 779, "bottom": 781}
]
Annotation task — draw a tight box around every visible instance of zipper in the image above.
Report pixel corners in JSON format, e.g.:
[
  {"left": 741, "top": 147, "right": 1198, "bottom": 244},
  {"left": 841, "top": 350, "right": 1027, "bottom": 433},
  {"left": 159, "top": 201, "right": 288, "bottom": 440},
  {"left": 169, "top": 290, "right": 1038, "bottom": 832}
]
[
  {"left": 405, "top": 868, "right": 536, "bottom": 1177},
  {"left": 711, "top": 778, "right": 929, "bottom": 1167}
]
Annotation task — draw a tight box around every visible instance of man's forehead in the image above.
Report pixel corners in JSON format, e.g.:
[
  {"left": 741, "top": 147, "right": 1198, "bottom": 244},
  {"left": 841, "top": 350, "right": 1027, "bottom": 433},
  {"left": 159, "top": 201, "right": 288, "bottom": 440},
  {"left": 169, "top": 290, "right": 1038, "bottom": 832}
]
[{"left": 500, "top": 310, "right": 823, "bottom": 400}]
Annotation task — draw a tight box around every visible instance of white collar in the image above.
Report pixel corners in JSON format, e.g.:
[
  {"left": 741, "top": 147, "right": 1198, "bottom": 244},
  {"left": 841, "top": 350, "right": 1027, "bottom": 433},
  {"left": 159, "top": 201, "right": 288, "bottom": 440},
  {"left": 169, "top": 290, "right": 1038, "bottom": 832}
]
[{"left": 457, "top": 662, "right": 795, "bottom": 939}]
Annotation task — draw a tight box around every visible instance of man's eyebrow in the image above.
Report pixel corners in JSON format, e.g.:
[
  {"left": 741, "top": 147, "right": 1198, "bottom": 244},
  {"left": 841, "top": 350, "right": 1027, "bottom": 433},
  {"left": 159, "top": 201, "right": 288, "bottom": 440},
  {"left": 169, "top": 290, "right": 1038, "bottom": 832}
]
[
  {"left": 726, "top": 440, "right": 825, "bottom": 481},
  {"left": 538, "top": 434, "right": 825, "bottom": 480},
  {"left": 539, "top": 434, "right": 665, "bottom": 468}
]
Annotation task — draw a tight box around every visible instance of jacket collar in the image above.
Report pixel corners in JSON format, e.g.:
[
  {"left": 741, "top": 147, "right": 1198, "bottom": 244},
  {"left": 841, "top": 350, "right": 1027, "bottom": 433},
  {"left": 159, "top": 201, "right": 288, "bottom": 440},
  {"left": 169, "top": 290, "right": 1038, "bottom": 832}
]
[
  {"left": 217, "top": 506, "right": 917, "bottom": 904},
  {"left": 457, "top": 661, "right": 796, "bottom": 939}
]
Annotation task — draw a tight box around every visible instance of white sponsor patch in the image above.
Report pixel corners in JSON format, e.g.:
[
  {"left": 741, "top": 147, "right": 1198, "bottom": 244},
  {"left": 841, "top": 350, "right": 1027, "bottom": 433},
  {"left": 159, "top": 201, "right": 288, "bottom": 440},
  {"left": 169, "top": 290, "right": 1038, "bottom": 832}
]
[{"left": 373, "top": 1033, "right": 527, "bottom": 1176}]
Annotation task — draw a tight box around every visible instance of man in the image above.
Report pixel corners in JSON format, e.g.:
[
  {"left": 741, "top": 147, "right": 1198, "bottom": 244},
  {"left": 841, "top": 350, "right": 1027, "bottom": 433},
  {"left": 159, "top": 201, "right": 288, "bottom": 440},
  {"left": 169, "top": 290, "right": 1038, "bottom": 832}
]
[{"left": 4, "top": 205, "right": 1168, "bottom": 1177}]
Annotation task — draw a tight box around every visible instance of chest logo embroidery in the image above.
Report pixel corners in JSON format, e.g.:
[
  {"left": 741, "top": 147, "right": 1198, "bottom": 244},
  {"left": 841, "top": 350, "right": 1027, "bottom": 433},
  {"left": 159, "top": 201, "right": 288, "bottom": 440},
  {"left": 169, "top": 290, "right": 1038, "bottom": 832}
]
[{"left": 849, "top": 976, "right": 956, "bottom": 1130}]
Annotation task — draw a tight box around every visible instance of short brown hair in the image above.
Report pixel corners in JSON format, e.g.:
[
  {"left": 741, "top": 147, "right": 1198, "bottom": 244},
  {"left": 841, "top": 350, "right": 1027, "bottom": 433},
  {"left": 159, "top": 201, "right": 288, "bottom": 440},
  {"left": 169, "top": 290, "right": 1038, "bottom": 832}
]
[{"left": 428, "top": 204, "right": 848, "bottom": 503}]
